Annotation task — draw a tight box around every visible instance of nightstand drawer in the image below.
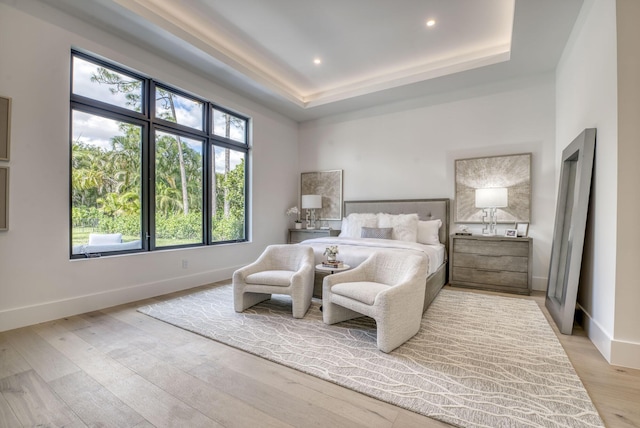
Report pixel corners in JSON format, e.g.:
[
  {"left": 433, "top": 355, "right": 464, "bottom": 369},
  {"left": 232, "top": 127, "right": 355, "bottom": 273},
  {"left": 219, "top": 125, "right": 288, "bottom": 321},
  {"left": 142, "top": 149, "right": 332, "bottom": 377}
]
[
  {"left": 453, "top": 253, "right": 528, "bottom": 273},
  {"left": 288, "top": 229, "right": 340, "bottom": 244},
  {"left": 289, "top": 230, "right": 318, "bottom": 243},
  {"left": 452, "top": 267, "right": 528, "bottom": 288},
  {"left": 454, "top": 239, "right": 529, "bottom": 257}
]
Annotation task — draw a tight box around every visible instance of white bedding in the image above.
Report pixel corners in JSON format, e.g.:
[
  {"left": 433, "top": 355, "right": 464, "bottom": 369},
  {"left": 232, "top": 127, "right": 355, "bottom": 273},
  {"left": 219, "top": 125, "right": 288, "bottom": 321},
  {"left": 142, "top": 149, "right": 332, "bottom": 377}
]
[{"left": 299, "top": 236, "right": 445, "bottom": 277}]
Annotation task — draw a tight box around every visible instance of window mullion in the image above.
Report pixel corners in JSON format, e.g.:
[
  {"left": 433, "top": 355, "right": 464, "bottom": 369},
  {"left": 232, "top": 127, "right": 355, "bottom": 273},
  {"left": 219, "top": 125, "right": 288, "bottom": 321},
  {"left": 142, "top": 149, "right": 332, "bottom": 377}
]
[{"left": 70, "top": 51, "right": 248, "bottom": 258}]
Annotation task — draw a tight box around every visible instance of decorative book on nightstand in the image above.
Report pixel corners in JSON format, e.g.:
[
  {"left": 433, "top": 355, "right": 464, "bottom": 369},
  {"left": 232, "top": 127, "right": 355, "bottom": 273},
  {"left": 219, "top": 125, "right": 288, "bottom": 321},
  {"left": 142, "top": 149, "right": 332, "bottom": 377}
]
[
  {"left": 288, "top": 228, "right": 340, "bottom": 244},
  {"left": 449, "top": 234, "right": 532, "bottom": 295}
]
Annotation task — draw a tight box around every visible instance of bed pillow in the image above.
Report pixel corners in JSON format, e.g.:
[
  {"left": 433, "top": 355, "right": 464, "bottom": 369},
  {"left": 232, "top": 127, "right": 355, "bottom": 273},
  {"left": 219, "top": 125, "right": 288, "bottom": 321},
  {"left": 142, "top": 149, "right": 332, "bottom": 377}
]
[
  {"left": 360, "top": 227, "right": 393, "bottom": 240},
  {"left": 417, "top": 219, "right": 442, "bottom": 245},
  {"left": 376, "top": 213, "right": 419, "bottom": 242},
  {"left": 339, "top": 213, "right": 377, "bottom": 238},
  {"left": 338, "top": 217, "right": 349, "bottom": 237}
]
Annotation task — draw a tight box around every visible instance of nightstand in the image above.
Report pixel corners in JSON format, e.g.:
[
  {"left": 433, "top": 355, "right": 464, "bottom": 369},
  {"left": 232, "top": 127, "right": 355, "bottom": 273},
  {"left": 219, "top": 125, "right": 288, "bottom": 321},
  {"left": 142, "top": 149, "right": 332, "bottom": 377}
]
[
  {"left": 288, "top": 228, "right": 340, "bottom": 244},
  {"left": 449, "top": 234, "right": 532, "bottom": 295}
]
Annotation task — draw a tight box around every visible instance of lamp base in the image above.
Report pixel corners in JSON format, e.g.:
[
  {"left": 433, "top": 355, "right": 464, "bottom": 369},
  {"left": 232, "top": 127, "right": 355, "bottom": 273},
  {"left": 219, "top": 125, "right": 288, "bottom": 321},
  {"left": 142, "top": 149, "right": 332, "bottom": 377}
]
[{"left": 480, "top": 207, "right": 498, "bottom": 236}]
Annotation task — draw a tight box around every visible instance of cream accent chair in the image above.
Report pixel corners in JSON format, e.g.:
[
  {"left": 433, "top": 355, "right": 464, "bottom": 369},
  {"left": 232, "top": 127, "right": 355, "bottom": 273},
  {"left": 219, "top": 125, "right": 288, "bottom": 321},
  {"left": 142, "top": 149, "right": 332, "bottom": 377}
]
[
  {"left": 233, "top": 244, "right": 315, "bottom": 318},
  {"left": 322, "top": 251, "right": 428, "bottom": 353}
]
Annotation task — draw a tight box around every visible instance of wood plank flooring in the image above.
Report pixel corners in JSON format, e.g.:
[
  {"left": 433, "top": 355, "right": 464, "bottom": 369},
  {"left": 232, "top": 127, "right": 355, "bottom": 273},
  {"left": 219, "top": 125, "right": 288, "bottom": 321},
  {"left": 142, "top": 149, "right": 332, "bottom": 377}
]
[{"left": 1, "top": 281, "right": 639, "bottom": 427}]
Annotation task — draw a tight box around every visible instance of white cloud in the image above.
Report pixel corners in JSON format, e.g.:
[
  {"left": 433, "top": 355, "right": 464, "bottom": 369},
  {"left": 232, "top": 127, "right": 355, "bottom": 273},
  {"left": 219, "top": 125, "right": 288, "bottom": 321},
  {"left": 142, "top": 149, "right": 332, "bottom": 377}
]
[{"left": 72, "top": 110, "right": 133, "bottom": 150}]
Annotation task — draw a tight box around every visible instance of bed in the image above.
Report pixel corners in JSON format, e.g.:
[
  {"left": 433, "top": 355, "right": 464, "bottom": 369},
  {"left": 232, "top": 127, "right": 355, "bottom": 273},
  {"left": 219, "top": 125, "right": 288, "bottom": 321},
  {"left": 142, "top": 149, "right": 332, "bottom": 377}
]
[{"left": 300, "top": 198, "right": 450, "bottom": 313}]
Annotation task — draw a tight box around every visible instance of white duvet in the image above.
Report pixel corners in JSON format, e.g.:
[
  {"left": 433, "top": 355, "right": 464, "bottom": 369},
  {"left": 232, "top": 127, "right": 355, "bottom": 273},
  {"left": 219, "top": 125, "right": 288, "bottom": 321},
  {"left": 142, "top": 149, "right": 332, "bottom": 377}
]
[{"left": 299, "top": 236, "right": 445, "bottom": 277}]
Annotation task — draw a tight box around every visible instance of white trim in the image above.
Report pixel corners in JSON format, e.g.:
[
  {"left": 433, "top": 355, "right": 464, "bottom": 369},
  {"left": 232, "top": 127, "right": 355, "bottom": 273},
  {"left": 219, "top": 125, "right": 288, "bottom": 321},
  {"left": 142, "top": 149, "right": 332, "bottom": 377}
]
[
  {"left": 579, "top": 304, "right": 612, "bottom": 362},
  {"left": 0, "top": 266, "right": 239, "bottom": 332},
  {"left": 531, "top": 276, "right": 547, "bottom": 291},
  {"left": 611, "top": 339, "right": 640, "bottom": 369}
]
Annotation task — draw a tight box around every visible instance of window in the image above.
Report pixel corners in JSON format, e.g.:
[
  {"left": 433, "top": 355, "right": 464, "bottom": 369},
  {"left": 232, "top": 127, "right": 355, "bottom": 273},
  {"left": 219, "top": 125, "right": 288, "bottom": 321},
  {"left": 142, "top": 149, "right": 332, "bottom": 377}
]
[{"left": 70, "top": 51, "right": 249, "bottom": 257}]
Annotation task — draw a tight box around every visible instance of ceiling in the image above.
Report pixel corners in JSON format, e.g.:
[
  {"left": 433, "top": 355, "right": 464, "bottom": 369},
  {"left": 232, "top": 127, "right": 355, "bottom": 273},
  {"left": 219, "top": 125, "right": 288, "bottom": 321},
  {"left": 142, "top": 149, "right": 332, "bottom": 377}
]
[{"left": 41, "top": 0, "right": 584, "bottom": 121}]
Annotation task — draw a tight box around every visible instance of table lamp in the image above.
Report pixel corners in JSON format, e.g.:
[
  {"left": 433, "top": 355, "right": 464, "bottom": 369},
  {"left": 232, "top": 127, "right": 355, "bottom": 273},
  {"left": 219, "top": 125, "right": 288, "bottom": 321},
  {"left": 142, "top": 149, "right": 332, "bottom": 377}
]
[
  {"left": 475, "top": 187, "right": 508, "bottom": 235},
  {"left": 301, "top": 194, "right": 322, "bottom": 229}
]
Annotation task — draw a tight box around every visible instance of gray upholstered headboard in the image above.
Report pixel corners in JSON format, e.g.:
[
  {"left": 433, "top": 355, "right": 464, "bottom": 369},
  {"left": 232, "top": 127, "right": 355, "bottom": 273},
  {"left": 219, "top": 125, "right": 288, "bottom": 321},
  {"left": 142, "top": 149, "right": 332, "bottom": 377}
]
[{"left": 343, "top": 198, "right": 450, "bottom": 251}]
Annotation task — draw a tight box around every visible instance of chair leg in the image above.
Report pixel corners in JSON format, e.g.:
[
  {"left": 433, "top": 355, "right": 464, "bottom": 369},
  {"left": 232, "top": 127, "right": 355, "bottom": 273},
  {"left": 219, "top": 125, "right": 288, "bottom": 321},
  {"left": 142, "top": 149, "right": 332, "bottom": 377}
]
[
  {"left": 322, "top": 300, "right": 363, "bottom": 325},
  {"left": 376, "top": 316, "right": 421, "bottom": 353},
  {"left": 291, "top": 296, "right": 311, "bottom": 318},
  {"left": 235, "top": 292, "right": 271, "bottom": 313}
]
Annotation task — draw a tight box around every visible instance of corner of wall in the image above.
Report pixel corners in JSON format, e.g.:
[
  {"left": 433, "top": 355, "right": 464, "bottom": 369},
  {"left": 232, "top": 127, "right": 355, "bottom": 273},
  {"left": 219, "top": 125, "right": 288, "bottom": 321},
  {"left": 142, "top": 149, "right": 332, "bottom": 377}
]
[{"left": 579, "top": 304, "right": 612, "bottom": 363}]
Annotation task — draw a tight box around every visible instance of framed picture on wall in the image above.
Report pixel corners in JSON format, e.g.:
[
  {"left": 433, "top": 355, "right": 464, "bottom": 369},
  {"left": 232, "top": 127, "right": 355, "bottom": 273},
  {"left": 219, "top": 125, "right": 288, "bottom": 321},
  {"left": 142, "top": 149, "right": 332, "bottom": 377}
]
[
  {"left": 0, "top": 166, "right": 8, "bottom": 231},
  {"left": 300, "top": 170, "right": 343, "bottom": 220},
  {"left": 454, "top": 153, "right": 531, "bottom": 223},
  {"left": 0, "top": 96, "right": 10, "bottom": 161},
  {"left": 516, "top": 222, "right": 529, "bottom": 237}
]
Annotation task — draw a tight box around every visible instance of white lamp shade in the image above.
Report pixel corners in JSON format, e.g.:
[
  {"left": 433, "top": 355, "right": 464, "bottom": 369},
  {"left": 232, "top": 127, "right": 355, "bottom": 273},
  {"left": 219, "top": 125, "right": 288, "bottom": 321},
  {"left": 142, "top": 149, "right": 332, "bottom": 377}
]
[
  {"left": 475, "top": 187, "right": 508, "bottom": 208},
  {"left": 301, "top": 194, "right": 322, "bottom": 209}
]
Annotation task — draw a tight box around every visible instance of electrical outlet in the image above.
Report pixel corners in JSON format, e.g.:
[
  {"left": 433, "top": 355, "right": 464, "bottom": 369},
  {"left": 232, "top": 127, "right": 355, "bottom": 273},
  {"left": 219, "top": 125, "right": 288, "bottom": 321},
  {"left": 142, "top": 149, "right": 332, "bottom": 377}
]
[{"left": 181, "top": 259, "right": 188, "bottom": 269}]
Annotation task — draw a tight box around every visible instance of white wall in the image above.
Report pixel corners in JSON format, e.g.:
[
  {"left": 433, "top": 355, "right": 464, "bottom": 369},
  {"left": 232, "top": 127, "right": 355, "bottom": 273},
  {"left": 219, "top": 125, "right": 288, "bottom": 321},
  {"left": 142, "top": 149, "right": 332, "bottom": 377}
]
[
  {"left": 0, "top": 1, "right": 299, "bottom": 332},
  {"left": 613, "top": 0, "right": 640, "bottom": 368},
  {"left": 299, "top": 75, "right": 557, "bottom": 291},
  {"left": 556, "top": 0, "right": 640, "bottom": 369}
]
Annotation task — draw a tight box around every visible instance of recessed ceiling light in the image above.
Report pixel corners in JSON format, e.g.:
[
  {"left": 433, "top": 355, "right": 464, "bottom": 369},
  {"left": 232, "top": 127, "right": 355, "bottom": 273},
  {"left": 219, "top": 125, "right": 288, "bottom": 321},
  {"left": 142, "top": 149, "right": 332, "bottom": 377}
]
[
  {"left": 313, "top": 58, "right": 322, "bottom": 65},
  {"left": 426, "top": 19, "right": 436, "bottom": 27}
]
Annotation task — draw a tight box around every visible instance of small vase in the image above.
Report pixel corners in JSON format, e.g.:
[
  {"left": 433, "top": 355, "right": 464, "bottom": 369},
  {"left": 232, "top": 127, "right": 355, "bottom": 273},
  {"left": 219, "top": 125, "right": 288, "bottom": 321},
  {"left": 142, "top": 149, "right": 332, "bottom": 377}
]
[
  {"left": 327, "top": 254, "right": 336, "bottom": 262},
  {"left": 295, "top": 222, "right": 302, "bottom": 229}
]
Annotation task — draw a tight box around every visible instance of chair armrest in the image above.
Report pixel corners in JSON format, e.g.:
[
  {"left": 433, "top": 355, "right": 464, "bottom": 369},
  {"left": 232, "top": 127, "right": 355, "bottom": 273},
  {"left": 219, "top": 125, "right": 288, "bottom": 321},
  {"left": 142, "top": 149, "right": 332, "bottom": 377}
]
[
  {"left": 233, "top": 257, "right": 270, "bottom": 280},
  {"left": 291, "top": 262, "right": 314, "bottom": 282},
  {"left": 375, "top": 269, "right": 427, "bottom": 311},
  {"left": 323, "top": 266, "right": 367, "bottom": 288}
]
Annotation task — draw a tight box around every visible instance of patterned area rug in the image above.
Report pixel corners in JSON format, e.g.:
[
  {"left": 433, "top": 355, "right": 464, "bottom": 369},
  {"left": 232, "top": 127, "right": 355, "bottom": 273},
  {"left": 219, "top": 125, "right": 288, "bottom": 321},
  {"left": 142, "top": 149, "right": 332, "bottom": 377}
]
[{"left": 138, "top": 284, "right": 604, "bottom": 428}]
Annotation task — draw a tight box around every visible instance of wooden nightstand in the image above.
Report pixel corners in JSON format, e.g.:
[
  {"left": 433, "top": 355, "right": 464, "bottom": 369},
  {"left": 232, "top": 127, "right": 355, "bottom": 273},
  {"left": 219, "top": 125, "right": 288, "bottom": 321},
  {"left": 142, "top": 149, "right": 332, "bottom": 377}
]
[
  {"left": 288, "top": 228, "right": 340, "bottom": 244},
  {"left": 449, "top": 234, "right": 532, "bottom": 295}
]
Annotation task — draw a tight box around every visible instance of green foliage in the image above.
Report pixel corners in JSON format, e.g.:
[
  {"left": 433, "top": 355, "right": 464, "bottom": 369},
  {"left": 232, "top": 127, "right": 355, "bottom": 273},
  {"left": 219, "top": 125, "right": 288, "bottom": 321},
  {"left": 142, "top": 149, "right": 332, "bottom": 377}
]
[
  {"left": 99, "top": 212, "right": 141, "bottom": 236},
  {"left": 156, "top": 211, "right": 202, "bottom": 241},
  {"left": 212, "top": 212, "right": 245, "bottom": 241},
  {"left": 72, "top": 66, "right": 247, "bottom": 248},
  {"left": 72, "top": 206, "right": 101, "bottom": 228}
]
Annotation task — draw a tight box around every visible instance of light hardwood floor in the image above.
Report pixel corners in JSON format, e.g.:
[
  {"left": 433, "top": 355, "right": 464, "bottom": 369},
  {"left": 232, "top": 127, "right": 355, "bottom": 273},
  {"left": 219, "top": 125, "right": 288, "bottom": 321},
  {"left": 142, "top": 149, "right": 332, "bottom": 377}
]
[{"left": 1, "top": 281, "right": 639, "bottom": 427}]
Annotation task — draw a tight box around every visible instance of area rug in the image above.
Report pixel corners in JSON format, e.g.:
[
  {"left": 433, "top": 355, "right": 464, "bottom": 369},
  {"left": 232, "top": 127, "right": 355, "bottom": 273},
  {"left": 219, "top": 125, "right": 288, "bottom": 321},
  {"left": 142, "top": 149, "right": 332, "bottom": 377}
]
[{"left": 138, "top": 285, "right": 604, "bottom": 428}]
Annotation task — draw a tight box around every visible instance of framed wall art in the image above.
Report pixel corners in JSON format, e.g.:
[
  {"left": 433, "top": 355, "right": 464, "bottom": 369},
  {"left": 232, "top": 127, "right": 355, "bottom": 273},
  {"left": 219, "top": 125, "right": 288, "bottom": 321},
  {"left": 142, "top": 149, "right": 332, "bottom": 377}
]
[
  {"left": 0, "top": 166, "right": 8, "bottom": 230},
  {"left": 300, "top": 170, "right": 343, "bottom": 220},
  {"left": 454, "top": 153, "right": 531, "bottom": 223},
  {"left": 0, "top": 96, "right": 10, "bottom": 161}
]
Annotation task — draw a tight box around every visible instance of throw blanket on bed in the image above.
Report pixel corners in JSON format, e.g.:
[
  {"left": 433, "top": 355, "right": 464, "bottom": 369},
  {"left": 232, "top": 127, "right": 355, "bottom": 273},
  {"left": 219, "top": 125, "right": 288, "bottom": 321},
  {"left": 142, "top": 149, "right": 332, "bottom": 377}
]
[{"left": 299, "top": 236, "right": 445, "bottom": 276}]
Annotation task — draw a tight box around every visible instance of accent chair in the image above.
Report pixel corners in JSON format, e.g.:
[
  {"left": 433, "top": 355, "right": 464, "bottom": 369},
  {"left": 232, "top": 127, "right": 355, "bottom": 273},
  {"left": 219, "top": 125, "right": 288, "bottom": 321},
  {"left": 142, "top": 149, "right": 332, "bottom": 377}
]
[
  {"left": 322, "top": 251, "right": 428, "bottom": 353},
  {"left": 233, "top": 244, "right": 315, "bottom": 318}
]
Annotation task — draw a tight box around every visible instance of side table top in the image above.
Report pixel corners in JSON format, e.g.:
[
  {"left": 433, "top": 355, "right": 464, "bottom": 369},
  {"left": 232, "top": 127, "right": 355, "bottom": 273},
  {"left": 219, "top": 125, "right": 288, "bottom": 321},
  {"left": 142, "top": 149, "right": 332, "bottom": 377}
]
[{"left": 315, "top": 264, "right": 350, "bottom": 273}]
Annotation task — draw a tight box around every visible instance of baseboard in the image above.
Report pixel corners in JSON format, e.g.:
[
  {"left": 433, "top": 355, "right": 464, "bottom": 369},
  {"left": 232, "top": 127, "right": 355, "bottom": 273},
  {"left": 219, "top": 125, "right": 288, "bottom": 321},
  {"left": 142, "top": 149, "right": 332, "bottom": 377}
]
[
  {"left": 531, "top": 276, "right": 547, "bottom": 291},
  {"left": 578, "top": 303, "right": 612, "bottom": 362},
  {"left": 581, "top": 307, "right": 640, "bottom": 369},
  {"left": 610, "top": 338, "right": 640, "bottom": 369},
  {"left": 0, "top": 266, "right": 238, "bottom": 333}
]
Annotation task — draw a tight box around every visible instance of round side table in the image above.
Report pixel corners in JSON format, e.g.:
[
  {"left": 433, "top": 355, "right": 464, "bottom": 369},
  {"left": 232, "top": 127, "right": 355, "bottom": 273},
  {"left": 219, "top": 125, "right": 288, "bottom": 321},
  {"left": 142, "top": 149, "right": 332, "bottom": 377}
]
[
  {"left": 315, "top": 264, "right": 351, "bottom": 275},
  {"left": 315, "top": 264, "right": 350, "bottom": 311}
]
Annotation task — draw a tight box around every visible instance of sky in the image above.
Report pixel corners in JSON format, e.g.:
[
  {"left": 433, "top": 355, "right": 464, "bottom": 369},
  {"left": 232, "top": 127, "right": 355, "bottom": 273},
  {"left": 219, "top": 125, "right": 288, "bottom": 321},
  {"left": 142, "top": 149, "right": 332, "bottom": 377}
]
[{"left": 71, "top": 56, "right": 245, "bottom": 172}]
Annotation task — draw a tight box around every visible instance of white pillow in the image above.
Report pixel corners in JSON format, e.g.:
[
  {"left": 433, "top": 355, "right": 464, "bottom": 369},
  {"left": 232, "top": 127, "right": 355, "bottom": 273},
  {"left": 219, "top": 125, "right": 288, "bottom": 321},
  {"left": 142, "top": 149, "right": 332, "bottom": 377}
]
[
  {"left": 339, "top": 213, "right": 377, "bottom": 238},
  {"left": 338, "top": 217, "right": 349, "bottom": 237},
  {"left": 417, "top": 219, "right": 442, "bottom": 245},
  {"left": 377, "top": 213, "right": 419, "bottom": 242}
]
